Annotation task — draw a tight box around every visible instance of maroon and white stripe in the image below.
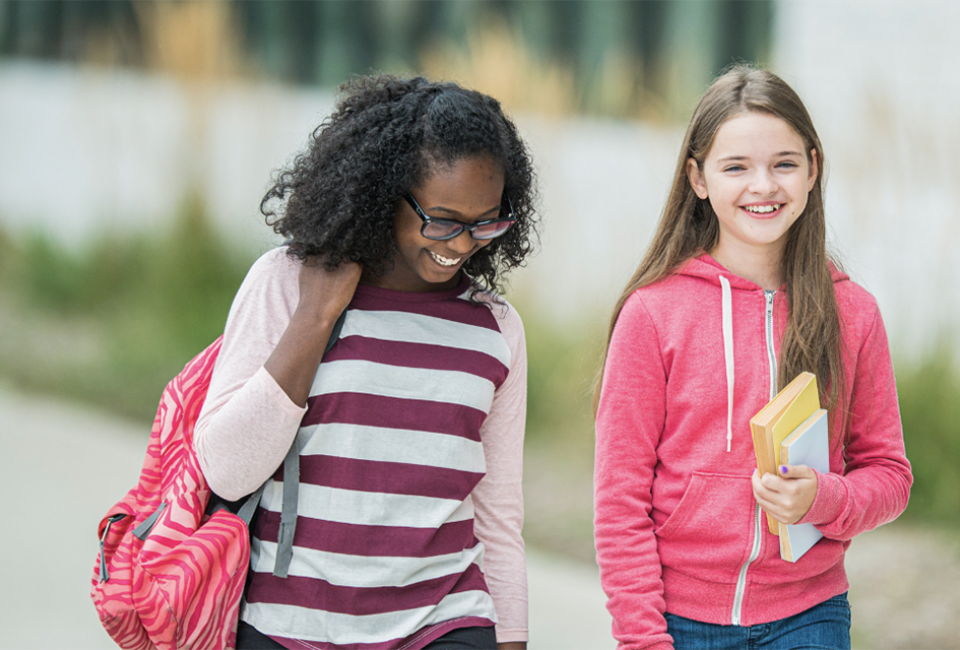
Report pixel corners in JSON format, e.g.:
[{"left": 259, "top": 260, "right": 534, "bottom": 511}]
[{"left": 240, "top": 291, "right": 510, "bottom": 649}]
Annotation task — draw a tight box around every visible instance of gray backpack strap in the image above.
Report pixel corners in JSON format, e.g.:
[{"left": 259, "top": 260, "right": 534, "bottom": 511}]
[
  {"left": 272, "top": 440, "right": 300, "bottom": 578},
  {"left": 325, "top": 309, "right": 347, "bottom": 354},
  {"left": 271, "top": 308, "right": 346, "bottom": 579},
  {"left": 236, "top": 484, "right": 266, "bottom": 525}
]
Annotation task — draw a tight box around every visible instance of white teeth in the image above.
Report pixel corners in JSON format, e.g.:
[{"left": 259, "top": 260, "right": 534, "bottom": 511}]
[
  {"left": 429, "top": 251, "right": 461, "bottom": 267},
  {"left": 744, "top": 204, "right": 781, "bottom": 214}
]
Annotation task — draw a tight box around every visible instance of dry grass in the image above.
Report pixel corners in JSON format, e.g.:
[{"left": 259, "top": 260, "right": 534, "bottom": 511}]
[
  {"left": 132, "top": 0, "right": 245, "bottom": 82},
  {"left": 420, "top": 16, "right": 665, "bottom": 121},
  {"left": 76, "top": 0, "right": 248, "bottom": 83},
  {"left": 420, "top": 16, "right": 577, "bottom": 118}
]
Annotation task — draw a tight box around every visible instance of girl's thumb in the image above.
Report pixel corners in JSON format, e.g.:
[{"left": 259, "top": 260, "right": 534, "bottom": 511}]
[{"left": 779, "top": 464, "right": 813, "bottom": 478}]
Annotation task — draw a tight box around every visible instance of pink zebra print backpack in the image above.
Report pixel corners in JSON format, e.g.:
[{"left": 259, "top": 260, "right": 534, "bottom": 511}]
[
  {"left": 89, "top": 330, "right": 314, "bottom": 649},
  {"left": 90, "top": 336, "right": 251, "bottom": 650},
  {"left": 91, "top": 309, "right": 344, "bottom": 649}
]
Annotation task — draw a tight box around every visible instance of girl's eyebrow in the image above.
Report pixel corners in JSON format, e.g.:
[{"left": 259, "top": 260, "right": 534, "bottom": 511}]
[
  {"left": 716, "top": 155, "right": 749, "bottom": 163},
  {"left": 424, "top": 204, "right": 503, "bottom": 219},
  {"left": 716, "top": 150, "right": 804, "bottom": 163}
]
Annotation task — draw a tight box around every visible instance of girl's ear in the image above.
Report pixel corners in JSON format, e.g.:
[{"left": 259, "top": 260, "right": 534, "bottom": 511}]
[
  {"left": 807, "top": 148, "right": 819, "bottom": 192},
  {"left": 686, "top": 158, "right": 709, "bottom": 199}
]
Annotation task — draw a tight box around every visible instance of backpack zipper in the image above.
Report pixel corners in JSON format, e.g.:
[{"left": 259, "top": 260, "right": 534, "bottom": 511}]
[
  {"left": 731, "top": 289, "right": 777, "bottom": 625},
  {"left": 99, "top": 513, "right": 128, "bottom": 583}
]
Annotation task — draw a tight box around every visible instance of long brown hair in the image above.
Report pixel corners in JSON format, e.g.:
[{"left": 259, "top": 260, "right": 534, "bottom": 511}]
[{"left": 595, "top": 65, "right": 844, "bottom": 413}]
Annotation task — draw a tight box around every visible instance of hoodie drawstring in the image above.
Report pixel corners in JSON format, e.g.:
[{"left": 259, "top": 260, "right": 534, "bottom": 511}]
[{"left": 719, "top": 275, "right": 734, "bottom": 452}]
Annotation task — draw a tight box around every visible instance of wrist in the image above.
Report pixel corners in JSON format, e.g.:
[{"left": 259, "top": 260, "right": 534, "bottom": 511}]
[
  {"left": 292, "top": 300, "right": 343, "bottom": 328},
  {"left": 798, "top": 470, "right": 846, "bottom": 525}
]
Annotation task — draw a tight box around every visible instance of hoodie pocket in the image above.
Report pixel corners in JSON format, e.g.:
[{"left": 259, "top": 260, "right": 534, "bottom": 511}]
[{"left": 655, "top": 471, "right": 756, "bottom": 582}]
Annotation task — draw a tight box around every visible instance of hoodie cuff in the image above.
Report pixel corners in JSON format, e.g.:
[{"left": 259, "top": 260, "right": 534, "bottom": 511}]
[{"left": 798, "top": 470, "right": 847, "bottom": 526}]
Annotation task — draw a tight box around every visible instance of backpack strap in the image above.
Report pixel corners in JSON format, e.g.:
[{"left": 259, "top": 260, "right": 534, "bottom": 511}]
[
  {"left": 235, "top": 485, "right": 265, "bottom": 524},
  {"left": 263, "top": 308, "right": 347, "bottom": 579}
]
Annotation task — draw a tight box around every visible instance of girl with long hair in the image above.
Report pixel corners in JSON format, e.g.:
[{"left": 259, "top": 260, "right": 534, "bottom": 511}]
[
  {"left": 593, "top": 66, "right": 911, "bottom": 649},
  {"left": 195, "top": 74, "right": 537, "bottom": 650}
]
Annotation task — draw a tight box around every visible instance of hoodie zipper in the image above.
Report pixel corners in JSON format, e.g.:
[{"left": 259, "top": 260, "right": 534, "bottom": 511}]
[{"left": 731, "top": 289, "right": 778, "bottom": 625}]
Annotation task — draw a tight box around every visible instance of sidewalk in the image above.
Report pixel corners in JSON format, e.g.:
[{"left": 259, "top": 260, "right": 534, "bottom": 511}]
[{"left": 0, "top": 385, "right": 612, "bottom": 649}]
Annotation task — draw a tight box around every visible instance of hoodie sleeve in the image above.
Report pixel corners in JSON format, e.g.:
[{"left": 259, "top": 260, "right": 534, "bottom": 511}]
[
  {"left": 798, "top": 302, "right": 913, "bottom": 538},
  {"left": 594, "top": 292, "right": 674, "bottom": 650}
]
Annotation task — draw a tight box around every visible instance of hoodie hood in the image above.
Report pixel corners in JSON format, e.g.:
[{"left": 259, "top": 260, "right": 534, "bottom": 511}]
[{"left": 675, "top": 254, "right": 850, "bottom": 289}]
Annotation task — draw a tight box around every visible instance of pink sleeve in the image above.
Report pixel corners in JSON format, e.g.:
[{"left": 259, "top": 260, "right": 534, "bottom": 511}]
[
  {"left": 471, "top": 300, "right": 529, "bottom": 643},
  {"left": 594, "top": 293, "right": 674, "bottom": 650},
  {"left": 798, "top": 306, "right": 912, "bottom": 537},
  {"left": 194, "top": 248, "right": 308, "bottom": 502}
]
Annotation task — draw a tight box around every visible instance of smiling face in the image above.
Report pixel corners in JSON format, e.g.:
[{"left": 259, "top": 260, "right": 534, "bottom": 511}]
[
  {"left": 368, "top": 155, "right": 505, "bottom": 293},
  {"left": 686, "top": 111, "right": 818, "bottom": 269}
]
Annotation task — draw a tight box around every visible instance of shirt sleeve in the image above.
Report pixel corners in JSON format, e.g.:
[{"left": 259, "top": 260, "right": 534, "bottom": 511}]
[
  {"left": 471, "top": 299, "right": 529, "bottom": 644},
  {"left": 194, "top": 248, "right": 308, "bottom": 502},
  {"left": 594, "top": 292, "right": 674, "bottom": 650},
  {"left": 798, "top": 304, "right": 913, "bottom": 538}
]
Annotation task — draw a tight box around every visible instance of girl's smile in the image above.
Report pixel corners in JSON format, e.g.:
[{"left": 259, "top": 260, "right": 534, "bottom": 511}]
[{"left": 741, "top": 201, "right": 783, "bottom": 217}]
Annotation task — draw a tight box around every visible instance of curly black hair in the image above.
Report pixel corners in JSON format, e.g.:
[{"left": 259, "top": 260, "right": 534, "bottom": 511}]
[{"left": 261, "top": 74, "right": 539, "bottom": 296}]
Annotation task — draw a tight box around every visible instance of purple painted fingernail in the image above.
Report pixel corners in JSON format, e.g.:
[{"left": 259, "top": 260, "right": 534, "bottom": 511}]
[{"left": 780, "top": 465, "right": 788, "bottom": 475}]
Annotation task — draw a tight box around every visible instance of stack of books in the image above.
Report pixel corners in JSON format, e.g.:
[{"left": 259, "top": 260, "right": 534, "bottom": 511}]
[{"left": 750, "top": 372, "right": 829, "bottom": 563}]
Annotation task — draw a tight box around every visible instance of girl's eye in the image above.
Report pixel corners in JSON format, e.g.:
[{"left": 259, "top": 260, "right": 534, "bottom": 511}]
[
  {"left": 776, "top": 161, "right": 799, "bottom": 169},
  {"left": 723, "top": 165, "right": 745, "bottom": 173}
]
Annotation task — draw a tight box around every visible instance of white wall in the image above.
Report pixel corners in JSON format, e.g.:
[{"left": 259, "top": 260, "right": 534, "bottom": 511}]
[
  {"left": 772, "top": 0, "right": 960, "bottom": 357},
  {"left": 0, "top": 61, "right": 336, "bottom": 257}
]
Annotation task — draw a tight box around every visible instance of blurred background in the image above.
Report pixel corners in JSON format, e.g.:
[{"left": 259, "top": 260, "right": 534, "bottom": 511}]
[{"left": 0, "top": 1, "right": 958, "bottom": 648}]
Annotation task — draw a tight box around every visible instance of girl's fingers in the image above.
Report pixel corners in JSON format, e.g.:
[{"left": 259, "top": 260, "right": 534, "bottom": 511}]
[
  {"left": 752, "top": 466, "right": 819, "bottom": 525},
  {"left": 779, "top": 464, "right": 815, "bottom": 479},
  {"left": 297, "top": 259, "right": 363, "bottom": 317}
]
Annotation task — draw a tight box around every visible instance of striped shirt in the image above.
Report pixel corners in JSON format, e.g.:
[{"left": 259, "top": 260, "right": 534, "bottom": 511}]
[{"left": 195, "top": 248, "right": 528, "bottom": 649}]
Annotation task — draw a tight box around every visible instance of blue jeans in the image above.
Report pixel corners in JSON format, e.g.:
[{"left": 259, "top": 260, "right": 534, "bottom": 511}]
[{"left": 665, "top": 593, "right": 851, "bottom": 650}]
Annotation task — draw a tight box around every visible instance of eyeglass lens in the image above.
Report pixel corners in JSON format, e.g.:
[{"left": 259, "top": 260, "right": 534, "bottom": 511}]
[{"left": 422, "top": 219, "right": 514, "bottom": 241}]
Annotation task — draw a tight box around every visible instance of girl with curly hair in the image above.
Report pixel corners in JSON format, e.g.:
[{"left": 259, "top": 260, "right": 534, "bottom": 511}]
[{"left": 194, "top": 75, "right": 538, "bottom": 650}]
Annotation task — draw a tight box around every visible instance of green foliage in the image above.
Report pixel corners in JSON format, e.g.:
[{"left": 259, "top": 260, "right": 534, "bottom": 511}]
[
  {"left": 522, "top": 314, "right": 602, "bottom": 449},
  {"left": 897, "top": 349, "right": 960, "bottom": 525},
  {"left": 0, "top": 194, "right": 254, "bottom": 420},
  {"left": 517, "top": 311, "right": 604, "bottom": 560}
]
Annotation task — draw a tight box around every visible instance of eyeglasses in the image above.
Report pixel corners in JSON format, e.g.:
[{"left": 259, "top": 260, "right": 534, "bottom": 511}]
[{"left": 403, "top": 192, "right": 517, "bottom": 241}]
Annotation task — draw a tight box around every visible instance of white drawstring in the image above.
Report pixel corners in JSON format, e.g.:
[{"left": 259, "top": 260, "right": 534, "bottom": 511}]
[{"left": 719, "top": 275, "right": 734, "bottom": 452}]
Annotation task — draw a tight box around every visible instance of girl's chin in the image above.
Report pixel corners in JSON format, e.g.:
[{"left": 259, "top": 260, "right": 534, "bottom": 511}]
[{"left": 413, "top": 264, "right": 462, "bottom": 290}]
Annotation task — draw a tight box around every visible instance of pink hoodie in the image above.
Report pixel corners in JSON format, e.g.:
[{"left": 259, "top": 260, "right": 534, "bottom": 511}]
[{"left": 594, "top": 254, "right": 912, "bottom": 649}]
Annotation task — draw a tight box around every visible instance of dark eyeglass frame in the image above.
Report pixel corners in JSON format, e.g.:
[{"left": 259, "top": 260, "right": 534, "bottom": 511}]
[{"left": 403, "top": 192, "right": 517, "bottom": 241}]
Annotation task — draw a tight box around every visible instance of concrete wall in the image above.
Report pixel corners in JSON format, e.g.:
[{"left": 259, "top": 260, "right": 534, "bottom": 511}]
[{"left": 0, "top": 61, "right": 335, "bottom": 256}]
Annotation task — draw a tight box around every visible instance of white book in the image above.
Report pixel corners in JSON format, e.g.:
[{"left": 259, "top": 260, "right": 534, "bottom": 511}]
[{"left": 778, "top": 409, "right": 829, "bottom": 563}]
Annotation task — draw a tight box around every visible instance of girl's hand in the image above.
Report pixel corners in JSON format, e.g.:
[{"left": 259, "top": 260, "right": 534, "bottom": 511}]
[
  {"left": 751, "top": 465, "right": 818, "bottom": 525},
  {"left": 264, "top": 257, "right": 362, "bottom": 407},
  {"left": 295, "top": 257, "right": 362, "bottom": 323}
]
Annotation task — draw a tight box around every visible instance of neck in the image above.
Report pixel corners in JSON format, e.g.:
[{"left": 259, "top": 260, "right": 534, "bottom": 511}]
[
  {"left": 359, "top": 266, "right": 461, "bottom": 293},
  {"left": 709, "top": 240, "right": 784, "bottom": 291}
]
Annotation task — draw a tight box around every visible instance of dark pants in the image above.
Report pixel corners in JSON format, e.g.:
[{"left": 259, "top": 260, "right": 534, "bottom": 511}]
[
  {"left": 236, "top": 621, "right": 497, "bottom": 650},
  {"left": 666, "top": 592, "right": 851, "bottom": 650}
]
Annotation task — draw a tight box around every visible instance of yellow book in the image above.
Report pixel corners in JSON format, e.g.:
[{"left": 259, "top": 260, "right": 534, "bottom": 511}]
[{"left": 750, "top": 372, "right": 820, "bottom": 534}]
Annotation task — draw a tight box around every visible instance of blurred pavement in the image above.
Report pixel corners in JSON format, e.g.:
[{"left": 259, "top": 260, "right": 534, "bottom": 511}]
[{"left": 0, "top": 385, "right": 612, "bottom": 650}]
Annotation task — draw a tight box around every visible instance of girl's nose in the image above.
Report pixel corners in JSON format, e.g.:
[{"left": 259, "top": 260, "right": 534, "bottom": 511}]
[
  {"left": 749, "top": 170, "right": 778, "bottom": 196},
  {"left": 447, "top": 230, "right": 477, "bottom": 255}
]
